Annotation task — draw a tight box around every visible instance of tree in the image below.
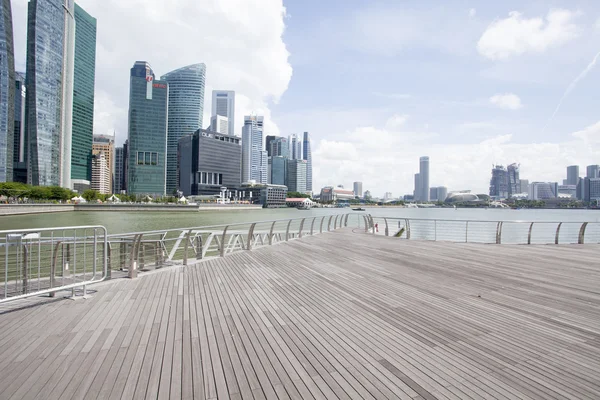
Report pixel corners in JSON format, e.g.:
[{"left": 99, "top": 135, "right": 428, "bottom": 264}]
[
  {"left": 82, "top": 189, "right": 98, "bottom": 202},
  {"left": 287, "top": 191, "right": 311, "bottom": 199}
]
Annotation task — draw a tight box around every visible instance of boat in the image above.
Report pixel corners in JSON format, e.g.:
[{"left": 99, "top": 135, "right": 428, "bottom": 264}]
[
  {"left": 297, "top": 204, "right": 311, "bottom": 210},
  {"left": 352, "top": 207, "right": 365, "bottom": 211}
]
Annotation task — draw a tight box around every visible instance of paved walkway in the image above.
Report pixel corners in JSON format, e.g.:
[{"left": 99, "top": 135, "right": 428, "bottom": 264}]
[{"left": 0, "top": 229, "right": 599, "bottom": 399}]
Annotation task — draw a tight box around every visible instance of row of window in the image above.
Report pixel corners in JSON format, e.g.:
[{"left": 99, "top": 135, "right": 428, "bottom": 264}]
[
  {"left": 198, "top": 171, "right": 223, "bottom": 185},
  {"left": 137, "top": 151, "right": 159, "bottom": 165}
]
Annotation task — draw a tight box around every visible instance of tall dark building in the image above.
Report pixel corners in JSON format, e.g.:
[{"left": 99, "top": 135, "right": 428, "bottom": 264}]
[
  {"left": 12, "top": 72, "right": 26, "bottom": 182},
  {"left": 566, "top": 165, "right": 579, "bottom": 186},
  {"left": 122, "top": 139, "right": 128, "bottom": 192},
  {"left": 114, "top": 146, "right": 123, "bottom": 194},
  {"left": 302, "top": 131, "right": 312, "bottom": 192},
  {"left": 177, "top": 129, "right": 242, "bottom": 196},
  {"left": 70, "top": 3, "right": 97, "bottom": 184},
  {"left": 507, "top": 163, "right": 520, "bottom": 196},
  {"left": 587, "top": 165, "right": 600, "bottom": 179},
  {"left": 489, "top": 165, "right": 509, "bottom": 199},
  {"left": 127, "top": 61, "right": 169, "bottom": 196},
  {"left": 265, "top": 135, "right": 277, "bottom": 157},
  {"left": 0, "top": 0, "right": 15, "bottom": 182}
]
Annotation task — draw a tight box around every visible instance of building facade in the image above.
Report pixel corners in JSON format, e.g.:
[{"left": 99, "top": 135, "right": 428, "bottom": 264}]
[
  {"left": 92, "top": 134, "right": 114, "bottom": 193},
  {"left": 241, "top": 115, "right": 267, "bottom": 184},
  {"left": 270, "top": 156, "right": 287, "bottom": 186},
  {"left": 12, "top": 72, "right": 26, "bottom": 182},
  {"left": 353, "top": 182, "right": 363, "bottom": 198},
  {"left": 489, "top": 165, "right": 509, "bottom": 199},
  {"left": 437, "top": 186, "right": 448, "bottom": 202},
  {"left": 127, "top": 61, "right": 169, "bottom": 196},
  {"left": 177, "top": 128, "right": 242, "bottom": 196},
  {"left": 113, "top": 146, "right": 123, "bottom": 194},
  {"left": 414, "top": 173, "right": 421, "bottom": 201},
  {"left": 302, "top": 131, "right": 312, "bottom": 192},
  {"left": 287, "top": 159, "right": 307, "bottom": 193},
  {"left": 211, "top": 90, "right": 235, "bottom": 136},
  {"left": 70, "top": 3, "right": 96, "bottom": 185},
  {"left": 507, "top": 163, "right": 520, "bottom": 197},
  {"left": 270, "top": 136, "right": 289, "bottom": 158},
  {"left": 566, "top": 165, "right": 579, "bottom": 186},
  {"left": 161, "top": 63, "right": 206, "bottom": 195},
  {"left": 91, "top": 151, "right": 110, "bottom": 194},
  {"left": 586, "top": 165, "right": 600, "bottom": 179},
  {"left": 529, "top": 182, "right": 558, "bottom": 200},
  {"left": 289, "top": 134, "right": 302, "bottom": 160},
  {"left": 419, "top": 156, "right": 430, "bottom": 202},
  {"left": 0, "top": 0, "right": 14, "bottom": 182},
  {"left": 26, "top": 0, "right": 75, "bottom": 187},
  {"left": 265, "top": 135, "right": 276, "bottom": 157},
  {"left": 210, "top": 115, "right": 228, "bottom": 134}
]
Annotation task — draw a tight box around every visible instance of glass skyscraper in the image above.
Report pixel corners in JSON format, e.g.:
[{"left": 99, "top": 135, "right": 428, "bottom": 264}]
[
  {"left": 71, "top": 3, "right": 96, "bottom": 184},
  {"left": 127, "top": 61, "right": 169, "bottom": 196},
  {"left": 211, "top": 90, "right": 235, "bottom": 136},
  {"left": 12, "top": 72, "right": 26, "bottom": 183},
  {"left": 161, "top": 63, "right": 206, "bottom": 195},
  {"left": 26, "top": 0, "right": 75, "bottom": 187},
  {"left": 419, "top": 156, "right": 430, "bottom": 201},
  {"left": 242, "top": 116, "right": 267, "bottom": 183},
  {"left": 0, "top": 0, "right": 15, "bottom": 182},
  {"left": 302, "top": 131, "right": 312, "bottom": 192}
]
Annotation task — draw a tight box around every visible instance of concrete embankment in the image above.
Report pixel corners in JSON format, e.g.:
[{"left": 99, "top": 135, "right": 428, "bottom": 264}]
[{"left": 0, "top": 203, "right": 263, "bottom": 216}]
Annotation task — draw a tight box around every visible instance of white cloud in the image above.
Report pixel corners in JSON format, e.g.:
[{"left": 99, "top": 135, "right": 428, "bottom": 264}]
[
  {"left": 469, "top": 9, "right": 477, "bottom": 18},
  {"left": 477, "top": 9, "right": 581, "bottom": 60},
  {"left": 11, "top": 0, "right": 292, "bottom": 143},
  {"left": 489, "top": 93, "right": 523, "bottom": 110}
]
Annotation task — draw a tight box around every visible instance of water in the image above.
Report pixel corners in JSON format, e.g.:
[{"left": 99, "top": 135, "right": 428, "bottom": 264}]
[{"left": 0, "top": 206, "right": 598, "bottom": 234}]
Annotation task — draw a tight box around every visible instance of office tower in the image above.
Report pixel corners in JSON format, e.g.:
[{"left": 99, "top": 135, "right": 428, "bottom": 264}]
[
  {"left": 287, "top": 159, "right": 307, "bottom": 192},
  {"left": 528, "top": 182, "right": 558, "bottom": 200},
  {"left": 588, "top": 178, "right": 600, "bottom": 203},
  {"left": 177, "top": 129, "right": 241, "bottom": 196},
  {"left": 384, "top": 192, "right": 393, "bottom": 201},
  {"left": 437, "top": 186, "right": 448, "bottom": 202},
  {"left": 270, "top": 156, "right": 287, "bottom": 186},
  {"left": 566, "top": 165, "right": 579, "bottom": 186},
  {"left": 414, "top": 173, "right": 421, "bottom": 201},
  {"left": 419, "top": 156, "right": 430, "bottom": 201},
  {"left": 127, "top": 61, "right": 169, "bottom": 196},
  {"left": 266, "top": 135, "right": 277, "bottom": 157},
  {"left": 353, "top": 182, "right": 363, "bottom": 198},
  {"left": 211, "top": 90, "right": 235, "bottom": 136},
  {"left": 289, "top": 134, "right": 302, "bottom": 160},
  {"left": 12, "top": 72, "right": 26, "bottom": 182},
  {"left": 91, "top": 151, "right": 111, "bottom": 194},
  {"left": 429, "top": 187, "right": 438, "bottom": 202},
  {"left": 210, "top": 115, "right": 228, "bottom": 134},
  {"left": 302, "top": 131, "right": 312, "bottom": 192},
  {"left": 114, "top": 146, "right": 123, "bottom": 194},
  {"left": 270, "top": 136, "right": 289, "bottom": 158},
  {"left": 0, "top": 0, "right": 14, "bottom": 182},
  {"left": 519, "top": 179, "right": 529, "bottom": 195},
  {"left": 586, "top": 165, "right": 600, "bottom": 179},
  {"left": 489, "top": 165, "right": 509, "bottom": 199},
  {"left": 242, "top": 115, "right": 266, "bottom": 183},
  {"left": 507, "top": 163, "right": 520, "bottom": 197},
  {"left": 70, "top": 3, "right": 96, "bottom": 186},
  {"left": 26, "top": 0, "right": 75, "bottom": 187},
  {"left": 92, "top": 134, "right": 114, "bottom": 193},
  {"left": 122, "top": 140, "right": 129, "bottom": 192},
  {"left": 162, "top": 63, "right": 206, "bottom": 195}
]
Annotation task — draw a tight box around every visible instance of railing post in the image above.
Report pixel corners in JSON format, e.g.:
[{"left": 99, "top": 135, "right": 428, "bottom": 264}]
[
  {"left": 496, "top": 222, "right": 503, "bottom": 244},
  {"left": 405, "top": 219, "right": 411, "bottom": 240},
  {"left": 196, "top": 235, "right": 203, "bottom": 260},
  {"left": 140, "top": 243, "right": 146, "bottom": 270},
  {"left": 22, "top": 245, "right": 28, "bottom": 295},
  {"left": 268, "top": 221, "right": 276, "bottom": 245},
  {"left": 384, "top": 218, "right": 389, "bottom": 236},
  {"left": 363, "top": 216, "right": 368, "bottom": 233},
  {"left": 370, "top": 215, "right": 375, "bottom": 234},
  {"left": 345, "top": 214, "right": 350, "bottom": 227},
  {"left": 220, "top": 226, "right": 229, "bottom": 257},
  {"left": 334, "top": 215, "right": 339, "bottom": 230},
  {"left": 528, "top": 222, "right": 534, "bottom": 244},
  {"left": 320, "top": 217, "right": 325, "bottom": 234},
  {"left": 578, "top": 222, "right": 588, "bottom": 244},
  {"left": 49, "top": 241, "right": 62, "bottom": 297},
  {"left": 120, "top": 239, "right": 126, "bottom": 270},
  {"left": 328, "top": 216, "right": 333, "bottom": 232},
  {"left": 555, "top": 222, "right": 563, "bottom": 245},
  {"left": 285, "top": 220, "right": 292, "bottom": 241},
  {"left": 247, "top": 223, "right": 257, "bottom": 250},
  {"left": 183, "top": 229, "right": 193, "bottom": 265},
  {"left": 106, "top": 243, "right": 112, "bottom": 279},
  {"left": 310, "top": 217, "right": 316, "bottom": 235},
  {"left": 129, "top": 234, "right": 142, "bottom": 279},
  {"left": 465, "top": 221, "right": 468, "bottom": 243},
  {"left": 298, "top": 218, "right": 305, "bottom": 238}
]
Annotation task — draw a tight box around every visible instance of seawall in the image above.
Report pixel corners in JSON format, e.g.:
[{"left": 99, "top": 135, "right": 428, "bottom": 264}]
[{"left": 0, "top": 204, "right": 75, "bottom": 216}]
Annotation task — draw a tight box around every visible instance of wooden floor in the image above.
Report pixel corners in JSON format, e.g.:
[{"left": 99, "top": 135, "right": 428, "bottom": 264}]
[{"left": 0, "top": 229, "right": 599, "bottom": 400}]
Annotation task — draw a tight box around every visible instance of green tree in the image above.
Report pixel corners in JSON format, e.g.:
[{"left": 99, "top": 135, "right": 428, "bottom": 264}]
[
  {"left": 287, "top": 191, "right": 311, "bottom": 199},
  {"left": 82, "top": 189, "right": 98, "bottom": 202}
]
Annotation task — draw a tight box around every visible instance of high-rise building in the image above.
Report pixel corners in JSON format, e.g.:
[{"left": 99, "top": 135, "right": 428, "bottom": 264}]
[
  {"left": 287, "top": 159, "right": 307, "bottom": 192},
  {"left": 289, "top": 134, "right": 302, "bottom": 160},
  {"left": 507, "top": 163, "right": 520, "bottom": 197},
  {"left": 414, "top": 173, "right": 421, "bottom": 201},
  {"left": 529, "top": 182, "right": 558, "bottom": 200},
  {"left": 265, "top": 135, "right": 277, "bottom": 157},
  {"left": 177, "top": 129, "right": 241, "bottom": 196},
  {"left": 162, "top": 63, "right": 206, "bottom": 195},
  {"left": 70, "top": 3, "right": 96, "bottom": 186},
  {"left": 122, "top": 140, "right": 129, "bottom": 193},
  {"left": 0, "top": 0, "right": 15, "bottom": 182},
  {"left": 489, "top": 165, "right": 509, "bottom": 199},
  {"left": 92, "top": 134, "right": 114, "bottom": 193},
  {"left": 419, "top": 156, "right": 430, "bottom": 202},
  {"left": 211, "top": 90, "right": 235, "bottom": 136},
  {"left": 429, "top": 187, "right": 438, "bottom": 202},
  {"left": 588, "top": 178, "right": 600, "bottom": 203},
  {"left": 270, "top": 156, "right": 287, "bottom": 186},
  {"left": 242, "top": 115, "right": 267, "bottom": 183},
  {"left": 384, "top": 192, "right": 393, "bottom": 201},
  {"left": 12, "top": 72, "right": 26, "bottom": 183},
  {"left": 566, "top": 165, "right": 579, "bottom": 186},
  {"left": 353, "top": 182, "right": 363, "bottom": 198},
  {"left": 127, "top": 61, "right": 169, "bottom": 196},
  {"left": 586, "top": 165, "right": 600, "bottom": 179},
  {"left": 270, "top": 136, "right": 289, "bottom": 158},
  {"left": 519, "top": 179, "right": 529, "bottom": 194},
  {"left": 114, "top": 146, "right": 123, "bottom": 194},
  {"left": 302, "top": 132, "right": 312, "bottom": 192},
  {"left": 91, "top": 151, "right": 111, "bottom": 194},
  {"left": 437, "top": 186, "right": 448, "bottom": 202},
  {"left": 210, "top": 115, "right": 228, "bottom": 134},
  {"left": 26, "top": 0, "right": 75, "bottom": 187}
]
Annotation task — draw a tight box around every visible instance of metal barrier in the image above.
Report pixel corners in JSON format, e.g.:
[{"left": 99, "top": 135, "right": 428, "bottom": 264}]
[
  {"left": 367, "top": 215, "right": 600, "bottom": 245},
  {"left": 0, "top": 226, "right": 108, "bottom": 303}
]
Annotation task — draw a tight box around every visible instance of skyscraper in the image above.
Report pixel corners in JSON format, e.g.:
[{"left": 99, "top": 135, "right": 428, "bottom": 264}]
[
  {"left": 420, "top": 156, "right": 430, "bottom": 201},
  {"left": 114, "top": 146, "right": 123, "bottom": 194},
  {"left": 586, "top": 165, "right": 599, "bottom": 179},
  {"left": 92, "top": 134, "right": 114, "bottom": 193},
  {"left": 270, "top": 136, "right": 289, "bottom": 158},
  {"left": 566, "top": 165, "right": 579, "bottom": 186},
  {"left": 353, "top": 182, "right": 363, "bottom": 198},
  {"left": 242, "top": 116, "right": 266, "bottom": 183},
  {"left": 91, "top": 151, "right": 110, "bottom": 194},
  {"left": 162, "top": 63, "right": 206, "bottom": 195},
  {"left": 270, "top": 156, "right": 287, "bottom": 186},
  {"left": 289, "top": 134, "right": 302, "bottom": 160},
  {"left": 210, "top": 115, "right": 228, "bottom": 134},
  {"left": 287, "top": 159, "right": 307, "bottom": 192},
  {"left": 265, "top": 135, "right": 277, "bottom": 157},
  {"left": 507, "top": 163, "right": 520, "bottom": 197},
  {"left": 414, "top": 173, "right": 421, "bottom": 201},
  {"left": 12, "top": 72, "right": 26, "bottom": 183},
  {"left": 0, "top": 0, "right": 15, "bottom": 182},
  {"left": 26, "top": 0, "right": 75, "bottom": 187},
  {"left": 489, "top": 165, "right": 508, "bottom": 199},
  {"left": 302, "top": 131, "right": 312, "bottom": 192},
  {"left": 70, "top": 3, "right": 96, "bottom": 186},
  {"left": 211, "top": 90, "right": 235, "bottom": 136},
  {"left": 127, "top": 61, "right": 169, "bottom": 196}
]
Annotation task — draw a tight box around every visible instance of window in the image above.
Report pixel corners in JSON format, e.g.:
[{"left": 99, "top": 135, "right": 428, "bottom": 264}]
[
  {"left": 137, "top": 152, "right": 144, "bottom": 165},
  {"left": 151, "top": 152, "right": 158, "bottom": 165},
  {"left": 145, "top": 152, "right": 151, "bottom": 165}
]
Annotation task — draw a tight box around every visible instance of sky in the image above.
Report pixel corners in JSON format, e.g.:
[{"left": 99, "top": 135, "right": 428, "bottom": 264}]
[{"left": 10, "top": 0, "right": 600, "bottom": 197}]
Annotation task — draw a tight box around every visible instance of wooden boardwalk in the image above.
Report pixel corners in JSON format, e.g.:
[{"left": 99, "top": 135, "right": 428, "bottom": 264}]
[{"left": 0, "top": 229, "right": 599, "bottom": 399}]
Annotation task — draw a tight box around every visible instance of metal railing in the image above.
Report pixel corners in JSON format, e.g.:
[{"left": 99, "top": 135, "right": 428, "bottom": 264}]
[
  {"left": 0, "top": 226, "right": 108, "bottom": 303},
  {"left": 366, "top": 215, "right": 600, "bottom": 244}
]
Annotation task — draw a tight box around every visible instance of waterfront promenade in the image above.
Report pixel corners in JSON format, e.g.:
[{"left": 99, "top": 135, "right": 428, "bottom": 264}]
[{"left": 0, "top": 228, "right": 599, "bottom": 399}]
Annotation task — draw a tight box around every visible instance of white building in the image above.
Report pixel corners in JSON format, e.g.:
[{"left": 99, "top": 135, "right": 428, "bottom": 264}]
[
  {"left": 529, "top": 182, "right": 558, "bottom": 200},
  {"left": 211, "top": 90, "right": 235, "bottom": 136},
  {"left": 289, "top": 134, "right": 302, "bottom": 160},
  {"left": 242, "top": 116, "right": 267, "bottom": 184},
  {"left": 210, "top": 115, "right": 229, "bottom": 134},
  {"left": 91, "top": 151, "right": 111, "bottom": 194}
]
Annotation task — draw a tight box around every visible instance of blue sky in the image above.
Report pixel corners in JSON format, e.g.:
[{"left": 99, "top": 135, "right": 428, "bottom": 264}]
[{"left": 11, "top": 0, "right": 600, "bottom": 196}]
